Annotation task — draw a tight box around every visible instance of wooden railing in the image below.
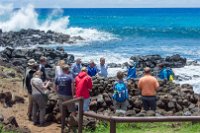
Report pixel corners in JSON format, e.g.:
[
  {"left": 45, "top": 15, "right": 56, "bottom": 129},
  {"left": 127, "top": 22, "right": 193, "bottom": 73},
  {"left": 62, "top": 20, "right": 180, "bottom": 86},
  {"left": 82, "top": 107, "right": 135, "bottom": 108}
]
[{"left": 61, "top": 97, "right": 200, "bottom": 133}]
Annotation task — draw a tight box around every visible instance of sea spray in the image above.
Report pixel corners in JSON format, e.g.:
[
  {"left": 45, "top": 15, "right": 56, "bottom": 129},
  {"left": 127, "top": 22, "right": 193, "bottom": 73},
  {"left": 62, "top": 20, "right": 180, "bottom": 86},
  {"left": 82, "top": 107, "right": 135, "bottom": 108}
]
[{"left": 0, "top": 4, "right": 117, "bottom": 42}]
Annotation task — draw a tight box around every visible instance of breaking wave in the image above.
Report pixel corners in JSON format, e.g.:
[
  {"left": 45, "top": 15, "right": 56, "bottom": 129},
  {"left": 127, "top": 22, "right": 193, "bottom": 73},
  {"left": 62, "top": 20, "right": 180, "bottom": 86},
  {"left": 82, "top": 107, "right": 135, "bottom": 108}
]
[{"left": 0, "top": 4, "right": 117, "bottom": 42}]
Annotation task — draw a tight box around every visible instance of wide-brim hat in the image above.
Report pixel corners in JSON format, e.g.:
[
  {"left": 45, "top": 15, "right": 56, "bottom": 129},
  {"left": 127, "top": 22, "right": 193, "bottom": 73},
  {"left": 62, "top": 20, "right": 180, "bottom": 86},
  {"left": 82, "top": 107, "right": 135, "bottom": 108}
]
[{"left": 27, "top": 59, "right": 37, "bottom": 66}]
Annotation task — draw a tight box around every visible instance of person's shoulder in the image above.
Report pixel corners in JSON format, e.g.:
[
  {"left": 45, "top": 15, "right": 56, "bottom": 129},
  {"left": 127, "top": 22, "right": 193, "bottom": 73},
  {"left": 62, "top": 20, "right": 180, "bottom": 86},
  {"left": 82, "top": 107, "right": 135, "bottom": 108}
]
[
  {"left": 71, "top": 63, "right": 76, "bottom": 67},
  {"left": 105, "top": 64, "right": 108, "bottom": 68},
  {"left": 139, "top": 76, "right": 145, "bottom": 80},
  {"left": 151, "top": 76, "right": 158, "bottom": 81}
]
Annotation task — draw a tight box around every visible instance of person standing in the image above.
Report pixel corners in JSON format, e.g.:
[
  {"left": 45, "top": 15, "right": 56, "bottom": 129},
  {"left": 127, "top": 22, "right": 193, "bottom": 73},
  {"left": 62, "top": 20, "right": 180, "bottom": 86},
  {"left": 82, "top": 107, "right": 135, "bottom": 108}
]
[
  {"left": 126, "top": 60, "right": 137, "bottom": 80},
  {"left": 24, "top": 59, "right": 38, "bottom": 121},
  {"left": 158, "top": 64, "right": 174, "bottom": 82},
  {"left": 55, "top": 60, "right": 65, "bottom": 79},
  {"left": 112, "top": 71, "right": 129, "bottom": 114},
  {"left": 87, "top": 60, "right": 98, "bottom": 77},
  {"left": 31, "top": 71, "right": 50, "bottom": 126},
  {"left": 39, "top": 56, "right": 47, "bottom": 82},
  {"left": 75, "top": 67, "right": 93, "bottom": 112},
  {"left": 71, "top": 58, "right": 82, "bottom": 78},
  {"left": 55, "top": 65, "right": 76, "bottom": 116},
  {"left": 97, "top": 57, "right": 108, "bottom": 78},
  {"left": 138, "top": 67, "right": 159, "bottom": 111}
]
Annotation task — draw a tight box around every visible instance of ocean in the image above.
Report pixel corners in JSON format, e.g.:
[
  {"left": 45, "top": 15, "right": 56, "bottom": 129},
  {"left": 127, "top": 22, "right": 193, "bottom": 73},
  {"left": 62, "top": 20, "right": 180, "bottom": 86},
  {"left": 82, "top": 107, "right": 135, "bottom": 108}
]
[{"left": 1, "top": 5, "right": 200, "bottom": 93}]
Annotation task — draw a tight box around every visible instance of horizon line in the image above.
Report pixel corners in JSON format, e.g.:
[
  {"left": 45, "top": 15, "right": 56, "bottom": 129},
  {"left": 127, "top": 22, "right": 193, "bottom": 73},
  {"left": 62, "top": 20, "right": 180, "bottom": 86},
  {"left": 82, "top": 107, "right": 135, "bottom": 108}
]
[{"left": 14, "top": 7, "right": 200, "bottom": 9}]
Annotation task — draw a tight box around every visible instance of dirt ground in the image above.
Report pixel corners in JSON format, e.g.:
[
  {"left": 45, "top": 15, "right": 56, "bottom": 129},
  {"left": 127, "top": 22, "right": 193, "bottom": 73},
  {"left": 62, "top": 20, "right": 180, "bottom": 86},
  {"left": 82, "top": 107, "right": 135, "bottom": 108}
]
[{"left": 0, "top": 79, "right": 61, "bottom": 133}]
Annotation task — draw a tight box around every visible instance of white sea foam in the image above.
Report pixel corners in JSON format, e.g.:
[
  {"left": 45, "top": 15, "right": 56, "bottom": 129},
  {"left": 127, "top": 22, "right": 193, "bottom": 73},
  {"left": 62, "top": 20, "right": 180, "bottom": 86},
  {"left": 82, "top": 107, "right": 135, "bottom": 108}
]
[
  {"left": 173, "top": 64, "right": 200, "bottom": 94},
  {"left": 0, "top": 4, "right": 117, "bottom": 43}
]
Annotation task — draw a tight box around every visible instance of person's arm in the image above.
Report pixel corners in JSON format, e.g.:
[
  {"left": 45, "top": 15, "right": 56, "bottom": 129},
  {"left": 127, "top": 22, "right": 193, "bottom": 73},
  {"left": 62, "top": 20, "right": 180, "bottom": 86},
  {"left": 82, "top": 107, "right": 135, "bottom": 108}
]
[
  {"left": 71, "top": 64, "right": 76, "bottom": 75},
  {"left": 71, "top": 80, "right": 75, "bottom": 97},
  {"left": 155, "top": 79, "right": 160, "bottom": 90},
  {"left": 96, "top": 65, "right": 100, "bottom": 74},
  {"left": 54, "top": 78, "right": 59, "bottom": 92},
  {"left": 163, "top": 69, "right": 168, "bottom": 80},
  {"left": 87, "top": 77, "right": 93, "bottom": 90},
  {"left": 43, "top": 80, "right": 50, "bottom": 89},
  {"left": 138, "top": 79, "right": 142, "bottom": 90}
]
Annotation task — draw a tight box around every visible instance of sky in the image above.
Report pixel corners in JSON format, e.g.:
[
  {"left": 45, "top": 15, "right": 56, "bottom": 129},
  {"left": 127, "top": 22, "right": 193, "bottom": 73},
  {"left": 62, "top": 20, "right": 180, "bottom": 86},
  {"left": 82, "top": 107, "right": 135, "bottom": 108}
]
[{"left": 0, "top": 0, "right": 200, "bottom": 8}]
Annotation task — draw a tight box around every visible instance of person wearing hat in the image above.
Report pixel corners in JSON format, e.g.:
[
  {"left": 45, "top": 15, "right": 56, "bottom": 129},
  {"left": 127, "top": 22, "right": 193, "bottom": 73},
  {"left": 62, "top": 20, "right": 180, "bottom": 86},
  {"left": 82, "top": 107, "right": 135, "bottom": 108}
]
[
  {"left": 126, "top": 59, "right": 137, "bottom": 80},
  {"left": 55, "top": 64, "right": 76, "bottom": 118},
  {"left": 75, "top": 67, "right": 93, "bottom": 111},
  {"left": 138, "top": 67, "right": 159, "bottom": 111},
  {"left": 24, "top": 59, "right": 38, "bottom": 121},
  {"left": 71, "top": 58, "right": 82, "bottom": 78}
]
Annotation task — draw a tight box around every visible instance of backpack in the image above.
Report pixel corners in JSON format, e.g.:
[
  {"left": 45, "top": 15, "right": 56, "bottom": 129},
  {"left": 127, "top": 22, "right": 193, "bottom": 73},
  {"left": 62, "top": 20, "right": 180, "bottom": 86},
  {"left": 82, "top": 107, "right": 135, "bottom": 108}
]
[
  {"left": 166, "top": 68, "right": 174, "bottom": 81},
  {"left": 112, "top": 82, "right": 128, "bottom": 103}
]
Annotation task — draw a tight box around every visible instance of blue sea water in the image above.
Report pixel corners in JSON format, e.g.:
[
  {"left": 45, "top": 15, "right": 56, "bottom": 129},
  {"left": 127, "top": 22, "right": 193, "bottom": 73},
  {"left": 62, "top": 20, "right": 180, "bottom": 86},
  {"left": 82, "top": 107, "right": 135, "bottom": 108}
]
[
  {"left": 35, "top": 8, "right": 200, "bottom": 62},
  {"left": 1, "top": 7, "right": 200, "bottom": 92}
]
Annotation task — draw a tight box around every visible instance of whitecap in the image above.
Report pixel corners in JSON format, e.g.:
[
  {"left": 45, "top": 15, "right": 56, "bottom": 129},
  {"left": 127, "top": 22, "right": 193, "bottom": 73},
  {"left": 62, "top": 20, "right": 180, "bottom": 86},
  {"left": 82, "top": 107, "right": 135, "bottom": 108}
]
[{"left": 0, "top": 4, "right": 117, "bottom": 43}]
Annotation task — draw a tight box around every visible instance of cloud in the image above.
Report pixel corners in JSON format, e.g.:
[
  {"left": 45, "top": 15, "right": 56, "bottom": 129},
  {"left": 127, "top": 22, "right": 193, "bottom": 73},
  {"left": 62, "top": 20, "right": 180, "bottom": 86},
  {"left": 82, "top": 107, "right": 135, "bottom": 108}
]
[{"left": 1, "top": 0, "right": 200, "bottom": 8}]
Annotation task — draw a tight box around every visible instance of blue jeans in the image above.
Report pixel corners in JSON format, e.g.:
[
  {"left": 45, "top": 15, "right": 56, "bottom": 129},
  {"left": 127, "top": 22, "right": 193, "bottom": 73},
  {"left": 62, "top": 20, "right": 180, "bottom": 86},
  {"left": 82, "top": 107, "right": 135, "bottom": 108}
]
[{"left": 83, "top": 98, "right": 90, "bottom": 112}]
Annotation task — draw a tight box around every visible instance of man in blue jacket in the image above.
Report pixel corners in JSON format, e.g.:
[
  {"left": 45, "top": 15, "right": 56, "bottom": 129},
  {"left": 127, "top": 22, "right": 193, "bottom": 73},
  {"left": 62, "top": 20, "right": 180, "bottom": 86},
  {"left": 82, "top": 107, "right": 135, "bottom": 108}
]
[
  {"left": 158, "top": 64, "right": 168, "bottom": 80},
  {"left": 87, "top": 60, "right": 97, "bottom": 77},
  {"left": 127, "top": 60, "right": 137, "bottom": 80}
]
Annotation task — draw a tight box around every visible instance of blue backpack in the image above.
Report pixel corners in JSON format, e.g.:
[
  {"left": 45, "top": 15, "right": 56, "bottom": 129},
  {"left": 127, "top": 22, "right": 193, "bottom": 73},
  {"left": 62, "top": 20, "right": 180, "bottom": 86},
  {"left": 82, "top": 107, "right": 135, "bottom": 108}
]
[
  {"left": 112, "top": 82, "right": 128, "bottom": 102},
  {"left": 166, "top": 68, "right": 174, "bottom": 81}
]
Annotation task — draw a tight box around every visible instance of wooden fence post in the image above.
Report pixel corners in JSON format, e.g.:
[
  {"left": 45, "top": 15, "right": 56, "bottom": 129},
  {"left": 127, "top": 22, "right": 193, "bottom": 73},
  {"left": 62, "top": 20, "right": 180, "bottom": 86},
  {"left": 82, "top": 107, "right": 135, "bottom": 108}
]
[
  {"left": 78, "top": 98, "right": 84, "bottom": 133},
  {"left": 110, "top": 119, "right": 116, "bottom": 133},
  {"left": 61, "top": 104, "right": 66, "bottom": 133}
]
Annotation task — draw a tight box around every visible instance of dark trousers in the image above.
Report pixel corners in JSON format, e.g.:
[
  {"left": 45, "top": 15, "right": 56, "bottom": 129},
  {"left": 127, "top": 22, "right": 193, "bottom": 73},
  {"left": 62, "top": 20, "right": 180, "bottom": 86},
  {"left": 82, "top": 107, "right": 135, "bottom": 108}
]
[{"left": 142, "top": 96, "right": 156, "bottom": 111}]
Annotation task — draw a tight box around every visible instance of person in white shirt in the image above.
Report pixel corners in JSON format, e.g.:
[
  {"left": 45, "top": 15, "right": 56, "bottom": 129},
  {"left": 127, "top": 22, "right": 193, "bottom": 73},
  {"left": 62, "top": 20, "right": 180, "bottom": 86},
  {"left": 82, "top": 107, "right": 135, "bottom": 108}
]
[
  {"left": 97, "top": 57, "right": 108, "bottom": 78},
  {"left": 55, "top": 60, "right": 65, "bottom": 79}
]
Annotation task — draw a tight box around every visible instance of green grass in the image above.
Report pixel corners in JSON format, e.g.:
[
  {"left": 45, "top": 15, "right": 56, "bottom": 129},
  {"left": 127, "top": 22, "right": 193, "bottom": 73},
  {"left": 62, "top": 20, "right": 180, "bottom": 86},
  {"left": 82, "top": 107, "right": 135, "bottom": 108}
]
[
  {"left": 0, "top": 124, "right": 17, "bottom": 133},
  {"left": 84, "top": 122, "right": 200, "bottom": 133}
]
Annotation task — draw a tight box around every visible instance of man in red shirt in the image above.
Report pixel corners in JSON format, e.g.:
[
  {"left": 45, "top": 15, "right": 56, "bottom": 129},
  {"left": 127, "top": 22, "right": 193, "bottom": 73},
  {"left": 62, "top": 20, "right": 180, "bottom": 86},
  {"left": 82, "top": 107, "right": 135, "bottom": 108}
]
[{"left": 75, "top": 67, "right": 93, "bottom": 111}]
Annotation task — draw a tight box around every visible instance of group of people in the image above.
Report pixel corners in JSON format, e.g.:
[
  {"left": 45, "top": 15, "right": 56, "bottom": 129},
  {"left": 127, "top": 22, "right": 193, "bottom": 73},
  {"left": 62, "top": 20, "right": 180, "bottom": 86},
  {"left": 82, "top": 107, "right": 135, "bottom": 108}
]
[
  {"left": 24, "top": 56, "right": 175, "bottom": 126},
  {"left": 24, "top": 57, "right": 109, "bottom": 126}
]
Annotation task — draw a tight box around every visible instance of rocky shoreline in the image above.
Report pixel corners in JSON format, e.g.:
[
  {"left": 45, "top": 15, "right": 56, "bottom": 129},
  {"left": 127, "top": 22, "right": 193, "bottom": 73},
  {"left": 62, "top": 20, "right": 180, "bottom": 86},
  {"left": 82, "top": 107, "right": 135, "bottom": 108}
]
[
  {"left": 0, "top": 29, "right": 84, "bottom": 47},
  {"left": 0, "top": 30, "right": 198, "bottom": 131}
]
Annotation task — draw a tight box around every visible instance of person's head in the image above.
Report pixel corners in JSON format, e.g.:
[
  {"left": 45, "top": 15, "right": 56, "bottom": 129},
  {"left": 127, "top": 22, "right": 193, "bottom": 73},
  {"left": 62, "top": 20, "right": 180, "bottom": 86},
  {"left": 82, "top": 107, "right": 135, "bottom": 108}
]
[
  {"left": 128, "top": 59, "right": 135, "bottom": 67},
  {"left": 27, "top": 59, "right": 37, "bottom": 69},
  {"left": 100, "top": 57, "right": 105, "bottom": 65},
  {"left": 81, "top": 67, "right": 88, "bottom": 73},
  {"left": 144, "top": 67, "right": 151, "bottom": 75},
  {"left": 62, "top": 64, "right": 70, "bottom": 73},
  {"left": 76, "top": 58, "right": 81, "bottom": 65},
  {"left": 58, "top": 60, "right": 65, "bottom": 67},
  {"left": 89, "top": 60, "right": 95, "bottom": 68},
  {"left": 33, "top": 70, "right": 43, "bottom": 78},
  {"left": 40, "top": 56, "right": 47, "bottom": 65},
  {"left": 158, "top": 63, "right": 166, "bottom": 69},
  {"left": 116, "top": 71, "right": 124, "bottom": 80}
]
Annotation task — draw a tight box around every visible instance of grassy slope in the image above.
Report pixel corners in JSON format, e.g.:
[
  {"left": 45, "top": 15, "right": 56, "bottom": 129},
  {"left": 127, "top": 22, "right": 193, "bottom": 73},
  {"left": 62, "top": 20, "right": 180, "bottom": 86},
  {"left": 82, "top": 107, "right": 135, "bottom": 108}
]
[{"left": 85, "top": 122, "right": 200, "bottom": 133}]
